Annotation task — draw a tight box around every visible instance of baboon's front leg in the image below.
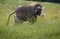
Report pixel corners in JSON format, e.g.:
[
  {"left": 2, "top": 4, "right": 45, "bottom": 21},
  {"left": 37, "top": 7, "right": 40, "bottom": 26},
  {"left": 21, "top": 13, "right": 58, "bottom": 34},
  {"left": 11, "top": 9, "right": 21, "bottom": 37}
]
[{"left": 29, "top": 16, "right": 37, "bottom": 24}]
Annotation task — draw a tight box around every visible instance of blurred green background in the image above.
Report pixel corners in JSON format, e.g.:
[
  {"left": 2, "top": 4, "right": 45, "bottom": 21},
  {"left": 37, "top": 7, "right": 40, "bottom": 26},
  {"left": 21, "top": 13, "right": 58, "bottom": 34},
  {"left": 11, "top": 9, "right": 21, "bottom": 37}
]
[{"left": 0, "top": 0, "right": 60, "bottom": 39}]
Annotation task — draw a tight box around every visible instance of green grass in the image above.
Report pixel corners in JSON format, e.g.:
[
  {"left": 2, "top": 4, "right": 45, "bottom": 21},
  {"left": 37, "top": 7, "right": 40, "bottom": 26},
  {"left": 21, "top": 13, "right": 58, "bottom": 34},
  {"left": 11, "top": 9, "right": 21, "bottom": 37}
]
[{"left": 0, "top": 0, "right": 60, "bottom": 39}]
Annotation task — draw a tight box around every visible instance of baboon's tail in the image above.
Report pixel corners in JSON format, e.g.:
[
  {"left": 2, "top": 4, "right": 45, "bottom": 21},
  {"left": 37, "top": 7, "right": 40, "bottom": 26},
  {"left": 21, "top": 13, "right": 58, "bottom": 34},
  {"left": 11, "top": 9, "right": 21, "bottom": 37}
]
[{"left": 6, "top": 11, "right": 15, "bottom": 25}]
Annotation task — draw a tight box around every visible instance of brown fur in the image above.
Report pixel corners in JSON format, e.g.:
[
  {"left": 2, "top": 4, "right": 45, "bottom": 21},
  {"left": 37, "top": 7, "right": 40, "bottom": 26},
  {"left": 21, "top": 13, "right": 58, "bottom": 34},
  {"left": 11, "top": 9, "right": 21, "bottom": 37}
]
[{"left": 7, "top": 3, "right": 42, "bottom": 25}]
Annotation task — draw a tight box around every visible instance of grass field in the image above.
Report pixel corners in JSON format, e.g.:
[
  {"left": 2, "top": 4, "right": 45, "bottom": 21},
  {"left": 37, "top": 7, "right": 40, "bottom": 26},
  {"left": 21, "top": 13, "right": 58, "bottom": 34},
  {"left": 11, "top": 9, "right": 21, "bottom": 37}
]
[{"left": 0, "top": 0, "right": 60, "bottom": 39}]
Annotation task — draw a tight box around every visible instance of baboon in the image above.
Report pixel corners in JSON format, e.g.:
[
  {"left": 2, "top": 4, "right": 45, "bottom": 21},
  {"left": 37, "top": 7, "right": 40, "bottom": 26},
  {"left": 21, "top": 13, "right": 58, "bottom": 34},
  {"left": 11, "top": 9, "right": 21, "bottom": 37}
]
[{"left": 7, "top": 3, "right": 42, "bottom": 25}]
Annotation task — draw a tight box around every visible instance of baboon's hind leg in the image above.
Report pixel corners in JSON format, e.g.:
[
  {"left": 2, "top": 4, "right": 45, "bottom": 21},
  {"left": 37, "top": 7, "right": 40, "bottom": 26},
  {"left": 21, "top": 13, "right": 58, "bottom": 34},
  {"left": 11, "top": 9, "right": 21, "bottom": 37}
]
[{"left": 14, "top": 16, "right": 24, "bottom": 25}]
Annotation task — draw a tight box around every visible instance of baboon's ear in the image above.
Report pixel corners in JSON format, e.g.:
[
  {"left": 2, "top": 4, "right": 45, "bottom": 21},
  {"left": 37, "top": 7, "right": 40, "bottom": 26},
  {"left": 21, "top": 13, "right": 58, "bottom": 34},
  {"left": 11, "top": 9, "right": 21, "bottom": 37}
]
[
  {"left": 35, "top": 9, "right": 40, "bottom": 15},
  {"left": 35, "top": 9, "right": 38, "bottom": 14}
]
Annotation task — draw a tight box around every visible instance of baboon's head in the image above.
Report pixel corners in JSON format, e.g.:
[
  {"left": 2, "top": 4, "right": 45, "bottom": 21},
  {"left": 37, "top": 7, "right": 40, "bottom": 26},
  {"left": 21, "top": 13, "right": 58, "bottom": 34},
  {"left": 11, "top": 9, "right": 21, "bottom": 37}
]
[{"left": 34, "top": 3, "right": 42, "bottom": 16}]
